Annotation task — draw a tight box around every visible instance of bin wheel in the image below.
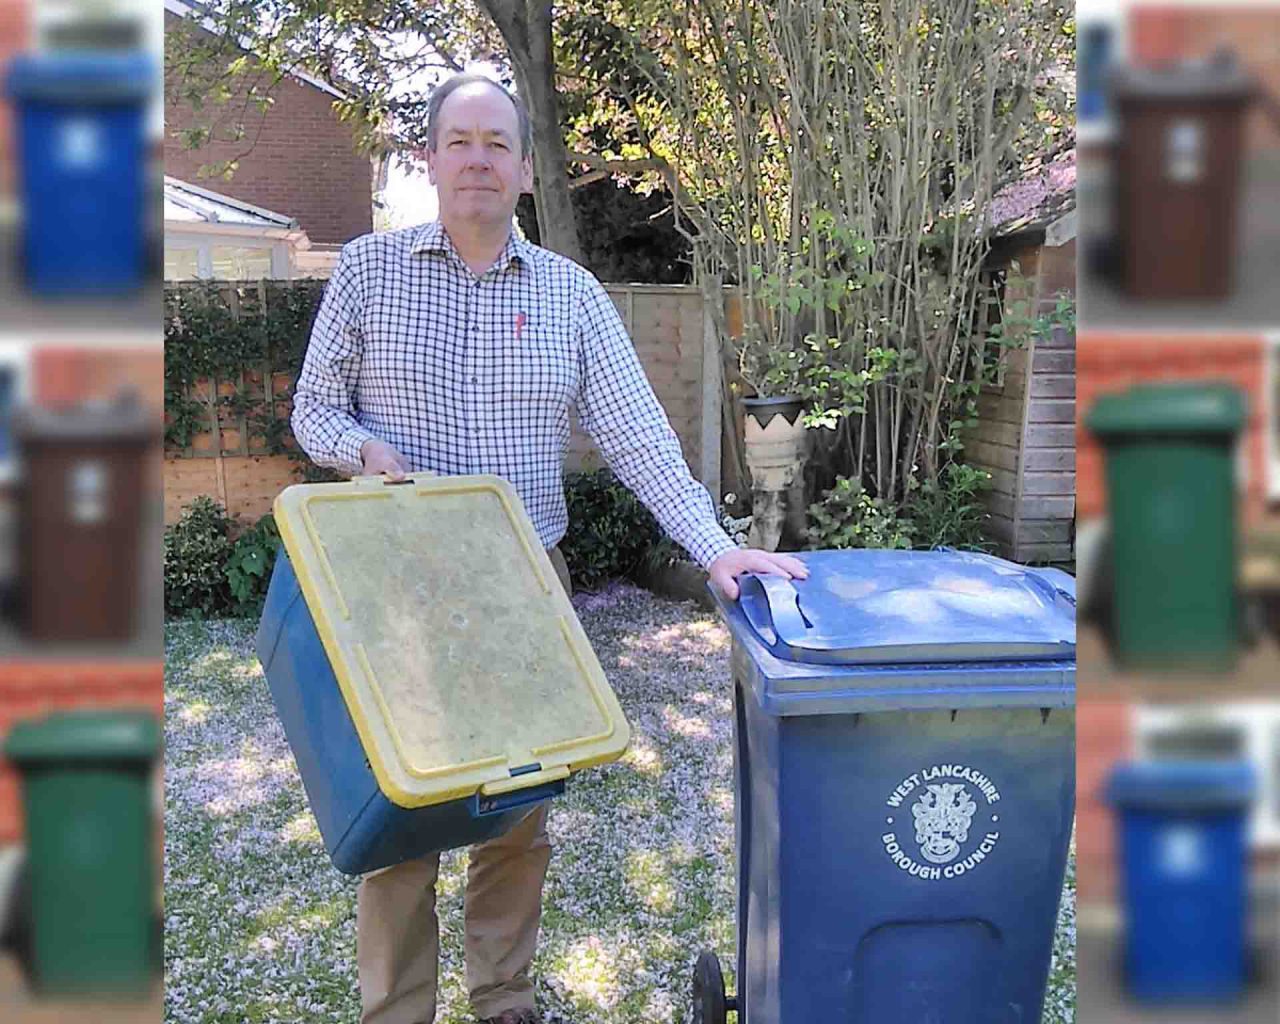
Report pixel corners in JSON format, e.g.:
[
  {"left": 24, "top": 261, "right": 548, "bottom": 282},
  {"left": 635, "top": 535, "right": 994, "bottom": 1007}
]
[{"left": 692, "top": 950, "right": 728, "bottom": 1024}]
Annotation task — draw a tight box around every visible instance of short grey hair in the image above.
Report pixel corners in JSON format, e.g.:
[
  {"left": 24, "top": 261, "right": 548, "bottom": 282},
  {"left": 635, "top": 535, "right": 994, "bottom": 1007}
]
[{"left": 426, "top": 73, "right": 533, "bottom": 158}]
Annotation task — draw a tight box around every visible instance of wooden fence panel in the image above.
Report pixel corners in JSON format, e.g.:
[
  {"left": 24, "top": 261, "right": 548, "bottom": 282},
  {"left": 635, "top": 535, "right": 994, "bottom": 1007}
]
[{"left": 167, "top": 283, "right": 724, "bottom": 518}]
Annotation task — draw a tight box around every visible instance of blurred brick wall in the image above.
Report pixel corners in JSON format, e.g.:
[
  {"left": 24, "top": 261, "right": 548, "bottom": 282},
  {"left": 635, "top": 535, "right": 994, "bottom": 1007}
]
[
  {"left": 1076, "top": 334, "right": 1268, "bottom": 523},
  {"left": 0, "top": 663, "right": 162, "bottom": 843},
  {"left": 1130, "top": 6, "right": 1280, "bottom": 155},
  {"left": 32, "top": 347, "right": 161, "bottom": 414},
  {"left": 0, "top": 0, "right": 28, "bottom": 199},
  {"left": 1076, "top": 699, "right": 1133, "bottom": 907},
  {"left": 163, "top": 11, "right": 372, "bottom": 244}
]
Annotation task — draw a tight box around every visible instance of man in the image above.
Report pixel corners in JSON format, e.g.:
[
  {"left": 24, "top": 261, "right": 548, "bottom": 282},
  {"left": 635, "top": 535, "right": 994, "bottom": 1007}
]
[{"left": 292, "top": 72, "right": 806, "bottom": 1024}]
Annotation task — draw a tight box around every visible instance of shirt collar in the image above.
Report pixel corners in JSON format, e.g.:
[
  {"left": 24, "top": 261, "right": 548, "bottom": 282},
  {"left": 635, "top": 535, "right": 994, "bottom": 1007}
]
[{"left": 412, "top": 219, "right": 533, "bottom": 274}]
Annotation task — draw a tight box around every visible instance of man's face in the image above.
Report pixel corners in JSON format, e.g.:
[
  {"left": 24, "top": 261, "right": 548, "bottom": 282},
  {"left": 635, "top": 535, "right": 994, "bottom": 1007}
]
[{"left": 427, "top": 82, "right": 533, "bottom": 229}]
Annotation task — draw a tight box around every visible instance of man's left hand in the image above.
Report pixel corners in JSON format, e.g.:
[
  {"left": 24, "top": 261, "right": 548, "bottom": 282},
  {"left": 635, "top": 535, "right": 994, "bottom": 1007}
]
[{"left": 708, "top": 548, "right": 810, "bottom": 600}]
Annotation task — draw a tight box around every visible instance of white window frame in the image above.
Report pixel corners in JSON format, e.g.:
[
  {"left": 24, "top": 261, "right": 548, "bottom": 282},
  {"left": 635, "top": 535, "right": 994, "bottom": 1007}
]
[
  {"left": 209, "top": 242, "right": 278, "bottom": 282},
  {"left": 164, "top": 233, "right": 294, "bottom": 282},
  {"left": 164, "top": 242, "right": 209, "bottom": 282},
  {"left": 1134, "top": 702, "right": 1280, "bottom": 850}
]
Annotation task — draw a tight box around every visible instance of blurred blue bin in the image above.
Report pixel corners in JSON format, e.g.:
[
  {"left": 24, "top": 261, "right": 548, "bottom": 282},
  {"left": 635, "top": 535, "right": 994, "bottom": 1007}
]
[
  {"left": 4, "top": 52, "right": 151, "bottom": 295},
  {"left": 1108, "top": 761, "right": 1255, "bottom": 1003},
  {"left": 700, "top": 548, "right": 1077, "bottom": 1024}
]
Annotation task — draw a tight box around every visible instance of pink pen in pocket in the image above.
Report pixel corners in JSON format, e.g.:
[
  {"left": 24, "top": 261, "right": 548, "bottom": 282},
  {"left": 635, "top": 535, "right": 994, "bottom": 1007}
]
[{"left": 514, "top": 311, "right": 527, "bottom": 342}]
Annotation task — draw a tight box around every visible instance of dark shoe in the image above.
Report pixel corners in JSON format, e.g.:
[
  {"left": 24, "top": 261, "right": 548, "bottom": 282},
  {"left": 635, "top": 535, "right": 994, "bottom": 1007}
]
[{"left": 479, "top": 1010, "right": 540, "bottom": 1024}]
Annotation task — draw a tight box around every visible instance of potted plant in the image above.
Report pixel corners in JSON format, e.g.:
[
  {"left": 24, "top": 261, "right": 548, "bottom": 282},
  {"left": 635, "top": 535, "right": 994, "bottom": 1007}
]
[{"left": 736, "top": 328, "right": 809, "bottom": 552}]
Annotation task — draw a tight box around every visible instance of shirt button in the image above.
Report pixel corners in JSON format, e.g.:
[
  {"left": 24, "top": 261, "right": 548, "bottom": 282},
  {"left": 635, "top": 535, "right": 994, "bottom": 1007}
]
[{"left": 470, "top": 375, "right": 479, "bottom": 384}]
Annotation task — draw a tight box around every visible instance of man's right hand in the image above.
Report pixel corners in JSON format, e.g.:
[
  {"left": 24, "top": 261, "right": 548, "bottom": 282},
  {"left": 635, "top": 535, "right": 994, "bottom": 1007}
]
[{"left": 360, "top": 439, "right": 410, "bottom": 481}]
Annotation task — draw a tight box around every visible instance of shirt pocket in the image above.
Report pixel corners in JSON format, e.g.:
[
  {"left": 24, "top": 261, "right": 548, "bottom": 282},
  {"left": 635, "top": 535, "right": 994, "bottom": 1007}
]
[{"left": 503, "top": 322, "right": 578, "bottom": 408}]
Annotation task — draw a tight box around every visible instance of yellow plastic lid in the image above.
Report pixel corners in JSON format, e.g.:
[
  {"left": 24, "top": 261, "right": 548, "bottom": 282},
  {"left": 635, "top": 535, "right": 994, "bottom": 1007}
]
[{"left": 274, "top": 473, "right": 630, "bottom": 808}]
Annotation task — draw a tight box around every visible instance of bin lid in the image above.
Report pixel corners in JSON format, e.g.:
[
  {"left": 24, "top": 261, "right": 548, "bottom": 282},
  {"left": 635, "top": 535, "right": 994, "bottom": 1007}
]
[
  {"left": 1085, "top": 382, "right": 1246, "bottom": 438},
  {"left": 3, "top": 710, "right": 159, "bottom": 763},
  {"left": 5, "top": 52, "right": 153, "bottom": 102},
  {"left": 735, "top": 548, "right": 1075, "bottom": 665},
  {"left": 273, "top": 473, "right": 630, "bottom": 809},
  {"left": 14, "top": 398, "right": 154, "bottom": 443},
  {"left": 1107, "top": 760, "right": 1255, "bottom": 810},
  {"left": 1112, "top": 57, "right": 1255, "bottom": 103}
]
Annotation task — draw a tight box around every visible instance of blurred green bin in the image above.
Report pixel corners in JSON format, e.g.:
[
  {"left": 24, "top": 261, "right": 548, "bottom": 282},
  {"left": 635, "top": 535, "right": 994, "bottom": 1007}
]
[
  {"left": 3, "top": 710, "right": 159, "bottom": 996},
  {"left": 1086, "top": 382, "right": 1246, "bottom": 669}
]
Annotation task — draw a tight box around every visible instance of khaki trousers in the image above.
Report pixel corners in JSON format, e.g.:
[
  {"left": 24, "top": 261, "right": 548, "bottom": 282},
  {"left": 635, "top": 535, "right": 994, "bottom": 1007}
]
[{"left": 357, "top": 547, "right": 573, "bottom": 1024}]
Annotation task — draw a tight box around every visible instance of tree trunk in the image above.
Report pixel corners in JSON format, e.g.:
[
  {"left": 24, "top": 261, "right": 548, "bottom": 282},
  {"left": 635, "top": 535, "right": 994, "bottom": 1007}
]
[{"left": 478, "top": 0, "right": 584, "bottom": 263}]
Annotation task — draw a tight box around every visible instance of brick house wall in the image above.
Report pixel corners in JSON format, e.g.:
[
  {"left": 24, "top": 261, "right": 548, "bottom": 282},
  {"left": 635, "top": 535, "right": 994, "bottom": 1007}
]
[
  {"left": 1076, "top": 334, "right": 1268, "bottom": 523},
  {"left": 163, "top": 11, "right": 373, "bottom": 245},
  {"left": 1129, "top": 6, "right": 1280, "bottom": 156},
  {"left": 0, "top": 0, "right": 29, "bottom": 199},
  {"left": 0, "top": 663, "right": 163, "bottom": 844},
  {"left": 1076, "top": 698, "right": 1133, "bottom": 907}
]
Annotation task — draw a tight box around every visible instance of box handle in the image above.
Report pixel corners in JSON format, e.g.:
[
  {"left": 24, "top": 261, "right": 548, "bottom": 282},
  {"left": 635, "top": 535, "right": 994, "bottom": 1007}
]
[
  {"left": 479, "top": 764, "right": 570, "bottom": 797},
  {"left": 474, "top": 765, "right": 570, "bottom": 817}
]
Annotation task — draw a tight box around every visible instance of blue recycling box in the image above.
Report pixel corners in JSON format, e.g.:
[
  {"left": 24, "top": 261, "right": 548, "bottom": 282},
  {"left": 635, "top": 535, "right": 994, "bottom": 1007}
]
[
  {"left": 256, "top": 474, "right": 630, "bottom": 875},
  {"left": 701, "top": 548, "right": 1076, "bottom": 1024},
  {"left": 4, "top": 52, "right": 152, "bottom": 295},
  {"left": 1107, "top": 761, "right": 1255, "bottom": 1003}
]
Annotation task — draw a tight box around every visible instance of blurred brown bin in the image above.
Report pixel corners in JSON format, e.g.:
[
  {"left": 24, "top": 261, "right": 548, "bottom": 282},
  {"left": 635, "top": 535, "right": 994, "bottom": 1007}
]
[
  {"left": 1113, "top": 57, "right": 1254, "bottom": 300},
  {"left": 14, "top": 400, "right": 152, "bottom": 641}
]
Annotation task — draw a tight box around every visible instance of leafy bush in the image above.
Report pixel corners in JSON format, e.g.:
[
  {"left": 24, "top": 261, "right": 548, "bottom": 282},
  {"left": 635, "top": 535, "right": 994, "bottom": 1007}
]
[
  {"left": 806, "top": 477, "right": 914, "bottom": 551},
  {"left": 164, "top": 496, "right": 234, "bottom": 617},
  {"left": 226, "top": 513, "right": 282, "bottom": 616},
  {"left": 165, "top": 500, "right": 283, "bottom": 618},
  {"left": 561, "top": 470, "right": 664, "bottom": 590},
  {"left": 906, "top": 462, "right": 993, "bottom": 552},
  {"left": 806, "top": 464, "right": 994, "bottom": 552}
]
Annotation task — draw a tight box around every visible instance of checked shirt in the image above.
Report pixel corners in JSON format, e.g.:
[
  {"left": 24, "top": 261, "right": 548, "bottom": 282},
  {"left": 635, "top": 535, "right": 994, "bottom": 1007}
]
[{"left": 291, "top": 219, "right": 736, "bottom": 569}]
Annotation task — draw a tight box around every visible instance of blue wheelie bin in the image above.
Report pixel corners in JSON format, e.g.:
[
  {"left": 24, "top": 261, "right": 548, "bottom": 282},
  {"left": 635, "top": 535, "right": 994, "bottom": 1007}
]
[
  {"left": 698, "top": 548, "right": 1076, "bottom": 1024},
  {"left": 1107, "top": 761, "right": 1255, "bottom": 1003},
  {"left": 4, "top": 52, "right": 152, "bottom": 295}
]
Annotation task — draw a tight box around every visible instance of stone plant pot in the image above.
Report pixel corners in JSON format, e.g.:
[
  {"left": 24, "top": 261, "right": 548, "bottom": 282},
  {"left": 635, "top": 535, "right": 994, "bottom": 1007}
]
[{"left": 742, "top": 396, "right": 808, "bottom": 552}]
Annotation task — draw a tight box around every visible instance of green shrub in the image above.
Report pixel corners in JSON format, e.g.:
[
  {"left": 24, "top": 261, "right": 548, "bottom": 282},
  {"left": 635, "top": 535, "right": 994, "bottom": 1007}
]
[
  {"left": 807, "top": 464, "right": 995, "bottom": 552},
  {"left": 165, "top": 500, "right": 284, "bottom": 619},
  {"left": 164, "top": 496, "right": 234, "bottom": 617},
  {"left": 906, "top": 462, "right": 994, "bottom": 551},
  {"left": 226, "top": 513, "right": 282, "bottom": 616},
  {"left": 561, "top": 470, "right": 664, "bottom": 590},
  {"left": 806, "top": 477, "right": 914, "bottom": 550}
]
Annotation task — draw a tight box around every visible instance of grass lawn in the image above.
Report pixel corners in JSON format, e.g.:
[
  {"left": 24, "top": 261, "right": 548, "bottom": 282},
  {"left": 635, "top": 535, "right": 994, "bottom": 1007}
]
[{"left": 164, "top": 583, "right": 1075, "bottom": 1024}]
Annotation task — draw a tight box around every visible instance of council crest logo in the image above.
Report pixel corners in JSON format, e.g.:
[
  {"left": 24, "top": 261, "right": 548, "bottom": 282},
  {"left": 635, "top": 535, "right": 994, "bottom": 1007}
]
[
  {"left": 881, "top": 764, "right": 1003, "bottom": 881},
  {"left": 913, "top": 783, "right": 977, "bottom": 864}
]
